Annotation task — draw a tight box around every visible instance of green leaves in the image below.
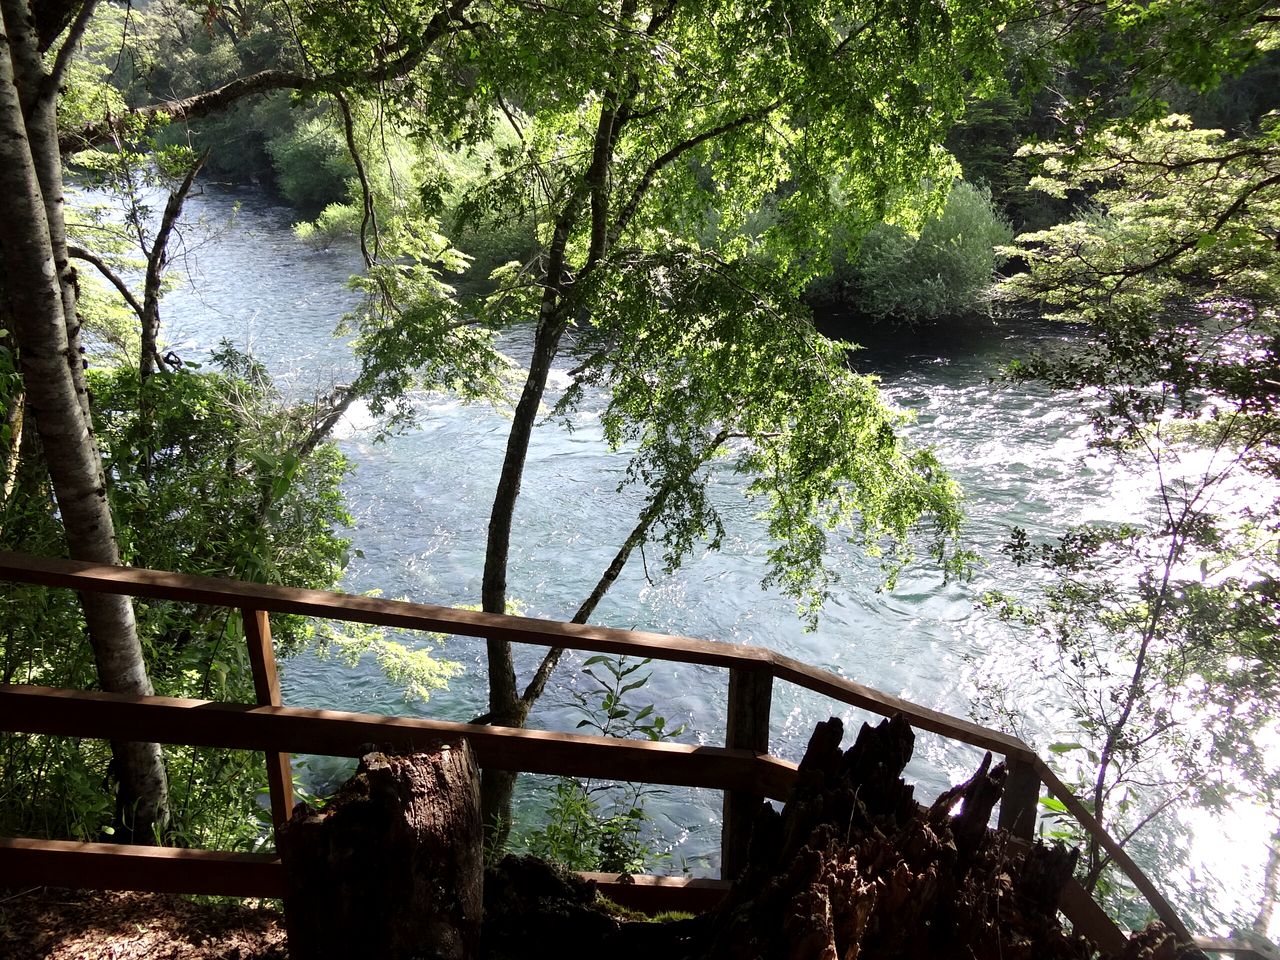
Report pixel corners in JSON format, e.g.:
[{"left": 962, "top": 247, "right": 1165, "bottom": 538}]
[
  {"left": 565, "top": 242, "right": 967, "bottom": 625},
  {"left": 574, "top": 656, "right": 686, "bottom": 743}
]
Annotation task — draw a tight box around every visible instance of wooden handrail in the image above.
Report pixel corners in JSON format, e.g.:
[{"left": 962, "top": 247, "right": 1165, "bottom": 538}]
[
  {"left": 0, "top": 551, "right": 775, "bottom": 670},
  {"left": 771, "top": 653, "right": 1034, "bottom": 760},
  {"left": 1033, "top": 758, "right": 1192, "bottom": 941},
  {"left": 0, "top": 839, "right": 732, "bottom": 913},
  {"left": 0, "top": 685, "right": 799, "bottom": 799},
  {"left": 0, "top": 551, "right": 1030, "bottom": 759},
  {"left": 0, "top": 551, "right": 1237, "bottom": 953},
  {"left": 0, "top": 837, "right": 283, "bottom": 898}
]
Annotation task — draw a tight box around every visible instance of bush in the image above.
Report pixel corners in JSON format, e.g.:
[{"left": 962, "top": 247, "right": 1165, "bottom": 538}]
[
  {"left": 830, "top": 181, "right": 1013, "bottom": 323},
  {"left": 0, "top": 348, "right": 354, "bottom": 847},
  {"left": 266, "top": 114, "right": 356, "bottom": 213}
]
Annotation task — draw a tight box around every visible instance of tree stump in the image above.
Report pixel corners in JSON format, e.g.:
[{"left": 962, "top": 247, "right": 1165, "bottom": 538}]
[
  {"left": 278, "top": 741, "right": 483, "bottom": 960},
  {"left": 703, "top": 715, "right": 1097, "bottom": 960}
]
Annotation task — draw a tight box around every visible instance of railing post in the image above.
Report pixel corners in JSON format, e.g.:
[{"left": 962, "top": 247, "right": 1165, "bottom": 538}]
[
  {"left": 998, "top": 755, "right": 1039, "bottom": 840},
  {"left": 721, "top": 665, "right": 772, "bottom": 881},
  {"left": 242, "top": 607, "right": 294, "bottom": 841}
]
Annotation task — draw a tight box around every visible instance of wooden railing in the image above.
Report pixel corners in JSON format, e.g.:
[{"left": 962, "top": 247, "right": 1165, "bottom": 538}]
[{"left": 0, "top": 551, "right": 1271, "bottom": 958}]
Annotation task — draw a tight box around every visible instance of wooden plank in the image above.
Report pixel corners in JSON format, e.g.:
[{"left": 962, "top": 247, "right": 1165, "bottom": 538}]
[
  {"left": 1195, "top": 937, "right": 1280, "bottom": 959},
  {"left": 0, "top": 551, "right": 773, "bottom": 671},
  {"left": 242, "top": 608, "right": 294, "bottom": 838},
  {"left": 770, "top": 653, "right": 1037, "bottom": 761},
  {"left": 997, "top": 756, "right": 1040, "bottom": 840},
  {"left": 1035, "top": 759, "right": 1193, "bottom": 942},
  {"left": 0, "top": 837, "right": 283, "bottom": 897},
  {"left": 1058, "top": 877, "right": 1129, "bottom": 954},
  {"left": 721, "top": 666, "right": 773, "bottom": 880},
  {"left": 581, "top": 873, "right": 730, "bottom": 914},
  {"left": 0, "top": 684, "right": 798, "bottom": 800},
  {"left": 0, "top": 838, "right": 726, "bottom": 914},
  {"left": 0, "top": 552, "right": 1031, "bottom": 765}
]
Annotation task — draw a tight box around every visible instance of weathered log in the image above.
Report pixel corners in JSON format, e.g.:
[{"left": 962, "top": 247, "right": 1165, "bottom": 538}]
[
  {"left": 278, "top": 715, "right": 1199, "bottom": 960},
  {"left": 704, "top": 714, "right": 1096, "bottom": 960},
  {"left": 278, "top": 742, "right": 483, "bottom": 960}
]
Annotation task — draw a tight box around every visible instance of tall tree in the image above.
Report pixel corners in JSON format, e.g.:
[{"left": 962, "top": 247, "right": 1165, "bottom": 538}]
[
  {"left": 0, "top": 0, "right": 169, "bottom": 841},
  {"left": 341, "top": 0, "right": 1013, "bottom": 843}
]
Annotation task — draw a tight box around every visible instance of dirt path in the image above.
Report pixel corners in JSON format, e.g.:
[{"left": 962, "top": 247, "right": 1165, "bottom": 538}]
[{"left": 0, "top": 888, "right": 286, "bottom": 959}]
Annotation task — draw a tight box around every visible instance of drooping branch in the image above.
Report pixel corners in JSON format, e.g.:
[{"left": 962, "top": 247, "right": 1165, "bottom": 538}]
[
  {"left": 57, "top": 0, "right": 477, "bottom": 153},
  {"left": 335, "top": 93, "right": 379, "bottom": 269},
  {"left": 67, "top": 244, "right": 144, "bottom": 321}
]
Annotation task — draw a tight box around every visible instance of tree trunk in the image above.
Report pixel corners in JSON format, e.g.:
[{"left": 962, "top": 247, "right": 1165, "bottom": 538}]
[
  {"left": 478, "top": 216, "right": 576, "bottom": 849},
  {"left": 0, "top": 0, "right": 169, "bottom": 842},
  {"left": 279, "top": 744, "right": 484, "bottom": 960}
]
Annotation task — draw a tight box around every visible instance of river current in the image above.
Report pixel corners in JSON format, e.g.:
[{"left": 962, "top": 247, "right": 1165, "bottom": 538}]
[{"left": 134, "top": 184, "right": 1270, "bottom": 935}]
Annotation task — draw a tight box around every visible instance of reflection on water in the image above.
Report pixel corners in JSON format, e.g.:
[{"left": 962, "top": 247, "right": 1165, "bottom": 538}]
[{"left": 138, "top": 184, "right": 1268, "bottom": 935}]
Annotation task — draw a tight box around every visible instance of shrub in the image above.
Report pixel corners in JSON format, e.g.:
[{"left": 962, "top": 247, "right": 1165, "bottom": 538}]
[
  {"left": 845, "top": 181, "right": 1013, "bottom": 323},
  {"left": 266, "top": 114, "right": 355, "bottom": 213}
]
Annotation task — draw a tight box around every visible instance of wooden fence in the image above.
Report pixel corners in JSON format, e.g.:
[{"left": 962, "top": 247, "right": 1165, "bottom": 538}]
[{"left": 0, "top": 551, "right": 1272, "bottom": 958}]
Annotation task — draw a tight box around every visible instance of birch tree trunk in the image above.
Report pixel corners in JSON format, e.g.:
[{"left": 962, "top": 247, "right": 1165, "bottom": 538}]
[{"left": 0, "top": 0, "right": 169, "bottom": 841}]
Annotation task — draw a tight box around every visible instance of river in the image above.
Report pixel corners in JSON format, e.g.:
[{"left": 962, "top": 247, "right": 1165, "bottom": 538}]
[{"left": 132, "top": 183, "right": 1271, "bottom": 935}]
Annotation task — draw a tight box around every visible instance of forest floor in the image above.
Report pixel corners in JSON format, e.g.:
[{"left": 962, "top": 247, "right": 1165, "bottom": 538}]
[{"left": 0, "top": 887, "right": 286, "bottom": 959}]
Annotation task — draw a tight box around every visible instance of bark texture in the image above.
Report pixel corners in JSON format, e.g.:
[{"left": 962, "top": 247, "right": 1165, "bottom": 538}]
[
  {"left": 0, "top": 0, "right": 168, "bottom": 841},
  {"left": 295, "top": 716, "right": 1206, "bottom": 960},
  {"left": 702, "top": 715, "right": 1097, "bottom": 960},
  {"left": 278, "top": 743, "right": 484, "bottom": 960}
]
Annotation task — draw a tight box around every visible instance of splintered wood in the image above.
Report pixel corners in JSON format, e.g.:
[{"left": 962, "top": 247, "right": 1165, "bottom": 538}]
[
  {"left": 278, "top": 741, "right": 483, "bottom": 960},
  {"left": 272, "top": 720, "right": 1206, "bottom": 960}
]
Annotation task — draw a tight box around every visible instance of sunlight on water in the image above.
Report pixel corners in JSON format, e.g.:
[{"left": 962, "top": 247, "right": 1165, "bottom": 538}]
[{"left": 133, "top": 185, "right": 1276, "bottom": 935}]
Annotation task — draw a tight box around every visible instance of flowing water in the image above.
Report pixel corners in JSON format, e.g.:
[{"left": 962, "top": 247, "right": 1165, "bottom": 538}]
[{"left": 116, "top": 183, "right": 1272, "bottom": 935}]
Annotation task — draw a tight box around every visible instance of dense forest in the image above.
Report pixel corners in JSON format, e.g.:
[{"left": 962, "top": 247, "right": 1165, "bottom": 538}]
[{"left": 1, "top": 0, "right": 1279, "bottom": 947}]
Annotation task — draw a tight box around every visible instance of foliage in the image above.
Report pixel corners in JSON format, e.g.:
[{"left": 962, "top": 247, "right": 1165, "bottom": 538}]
[
  {"left": 991, "top": 110, "right": 1280, "bottom": 920},
  {"left": 572, "top": 656, "right": 687, "bottom": 742},
  {"left": 266, "top": 113, "right": 356, "bottom": 213},
  {"left": 564, "top": 245, "right": 972, "bottom": 623},
  {"left": 520, "top": 657, "right": 684, "bottom": 873},
  {"left": 295, "top": 107, "right": 537, "bottom": 292},
  {"left": 0, "top": 337, "right": 354, "bottom": 843},
  {"left": 312, "top": 612, "right": 463, "bottom": 703},
  {"left": 520, "top": 778, "right": 652, "bottom": 874},
  {"left": 90, "top": 348, "right": 345, "bottom": 585},
  {"left": 829, "top": 181, "right": 1013, "bottom": 323}
]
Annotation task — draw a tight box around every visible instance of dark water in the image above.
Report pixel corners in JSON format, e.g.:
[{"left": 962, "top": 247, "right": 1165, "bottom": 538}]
[{"left": 126, "top": 183, "right": 1270, "bottom": 934}]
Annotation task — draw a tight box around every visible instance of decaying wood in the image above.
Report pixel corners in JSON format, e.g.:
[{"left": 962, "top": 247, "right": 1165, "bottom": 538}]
[
  {"left": 278, "top": 742, "right": 483, "bottom": 960},
  {"left": 275, "top": 716, "right": 1206, "bottom": 960},
  {"left": 700, "top": 714, "right": 1146, "bottom": 960}
]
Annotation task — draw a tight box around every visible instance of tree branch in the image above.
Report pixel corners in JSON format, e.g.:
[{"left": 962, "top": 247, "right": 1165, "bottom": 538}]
[
  {"left": 44, "top": 0, "right": 97, "bottom": 97},
  {"left": 609, "top": 103, "right": 777, "bottom": 246},
  {"left": 141, "top": 150, "right": 207, "bottom": 379},
  {"left": 60, "top": 69, "right": 313, "bottom": 153},
  {"left": 335, "top": 92, "right": 379, "bottom": 268},
  {"left": 58, "top": 0, "right": 477, "bottom": 153},
  {"left": 519, "top": 430, "right": 728, "bottom": 710},
  {"left": 67, "top": 244, "right": 144, "bottom": 322}
]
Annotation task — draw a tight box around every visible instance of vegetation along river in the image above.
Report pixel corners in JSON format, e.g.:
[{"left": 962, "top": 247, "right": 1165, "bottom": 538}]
[{"left": 145, "top": 183, "right": 1271, "bottom": 935}]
